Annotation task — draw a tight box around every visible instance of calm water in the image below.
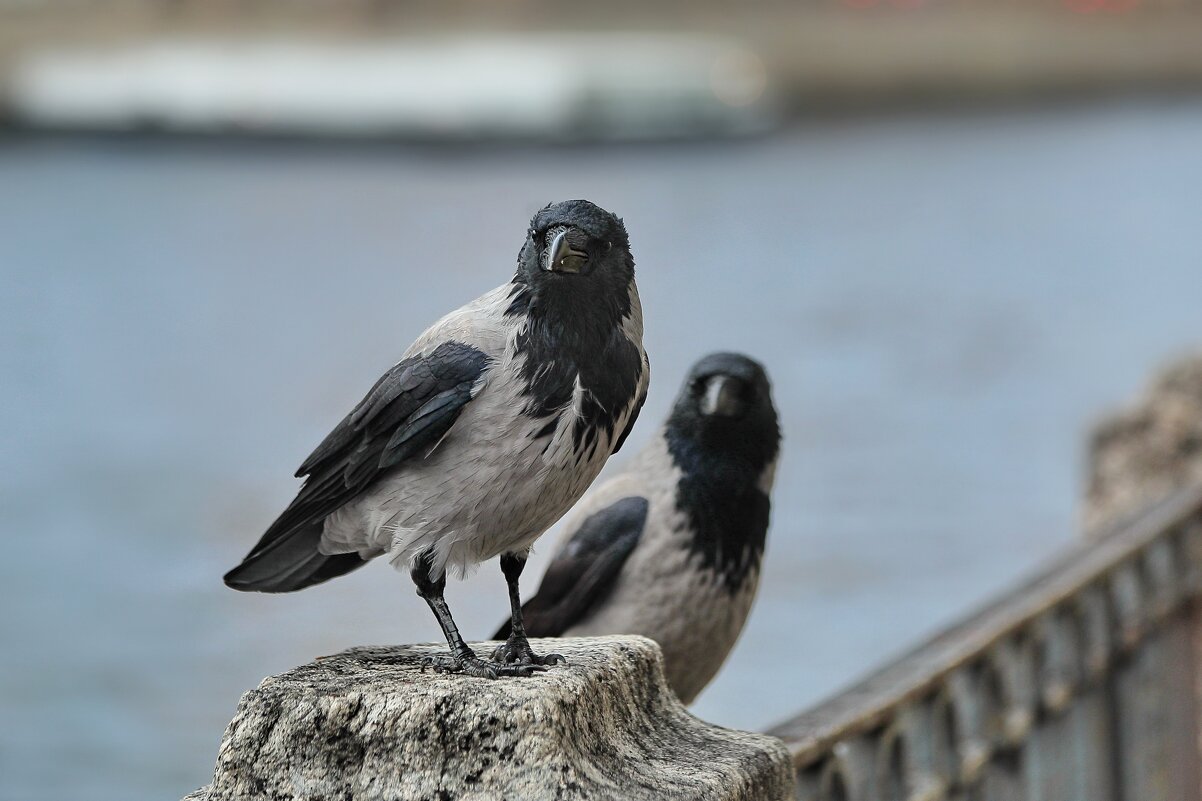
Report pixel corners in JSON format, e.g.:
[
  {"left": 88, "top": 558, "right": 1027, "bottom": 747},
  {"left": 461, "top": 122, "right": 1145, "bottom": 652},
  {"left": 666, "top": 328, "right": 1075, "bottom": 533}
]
[{"left": 5, "top": 97, "right": 1202, "bottom": 801}]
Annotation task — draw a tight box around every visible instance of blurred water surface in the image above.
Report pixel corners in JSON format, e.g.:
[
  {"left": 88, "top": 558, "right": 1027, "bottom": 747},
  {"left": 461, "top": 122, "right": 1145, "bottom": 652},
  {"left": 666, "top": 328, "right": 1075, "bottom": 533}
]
[{"left": 4, "top": 97, "right": 1202, "bottom": 801}]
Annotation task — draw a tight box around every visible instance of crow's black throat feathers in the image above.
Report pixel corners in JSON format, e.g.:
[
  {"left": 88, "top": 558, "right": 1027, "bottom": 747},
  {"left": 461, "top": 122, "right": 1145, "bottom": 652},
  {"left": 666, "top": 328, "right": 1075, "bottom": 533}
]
[
  {"left": 665, "top": 353, "right": 780, "bottom": 592},
  {"left": 506, "top": 200, "right": 645, "bottom": 459}
]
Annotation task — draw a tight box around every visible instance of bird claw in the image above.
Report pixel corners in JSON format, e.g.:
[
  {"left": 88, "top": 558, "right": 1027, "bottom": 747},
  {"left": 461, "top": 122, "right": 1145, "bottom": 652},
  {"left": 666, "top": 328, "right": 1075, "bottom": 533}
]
[
  {"left": 490, "top": 637, "right": 566, "bottom": 669},
  {"left": 421, "top": 653, "right": 549, "bottom": 679}
]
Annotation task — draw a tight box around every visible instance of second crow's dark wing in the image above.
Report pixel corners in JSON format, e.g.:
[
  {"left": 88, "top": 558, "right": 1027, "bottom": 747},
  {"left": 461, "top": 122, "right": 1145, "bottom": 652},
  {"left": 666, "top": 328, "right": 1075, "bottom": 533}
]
[
  {"left": 495, "top": 495, "right": 649, "bottom": 638},
  {"left": 224, "top": 341, "right": 492, "bottom": 592}
]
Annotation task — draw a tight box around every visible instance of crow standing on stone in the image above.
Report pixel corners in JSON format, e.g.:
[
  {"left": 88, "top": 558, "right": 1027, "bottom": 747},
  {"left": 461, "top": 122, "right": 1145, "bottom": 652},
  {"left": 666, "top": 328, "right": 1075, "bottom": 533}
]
[
  {"left": 495, "top": 353, "right": 779, "bottom": 702},
  {"left": 225, "top": 200, "right": 649, "bottom": 678}
]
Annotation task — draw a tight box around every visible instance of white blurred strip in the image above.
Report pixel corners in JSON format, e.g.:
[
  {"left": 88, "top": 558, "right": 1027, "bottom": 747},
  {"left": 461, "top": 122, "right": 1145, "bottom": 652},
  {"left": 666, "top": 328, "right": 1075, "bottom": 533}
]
[{"left": 8, "top": 35, "right": 774, "bottom": 139}]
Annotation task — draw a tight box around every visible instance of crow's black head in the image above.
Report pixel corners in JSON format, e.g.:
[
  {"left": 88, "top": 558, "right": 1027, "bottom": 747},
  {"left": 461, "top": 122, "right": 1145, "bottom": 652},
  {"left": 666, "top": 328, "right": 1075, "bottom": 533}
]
[
  {"left": 512, "top": 200, "right": 635, "bottom": 328},
  {"left": 667, "top": 353, "right": 780, "bottom": 475}
]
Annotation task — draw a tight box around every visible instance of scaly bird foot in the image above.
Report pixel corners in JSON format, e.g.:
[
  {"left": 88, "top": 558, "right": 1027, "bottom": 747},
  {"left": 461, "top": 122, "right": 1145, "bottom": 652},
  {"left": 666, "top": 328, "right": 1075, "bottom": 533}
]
[
  {"left": 490, "top": 637, "right": 566, "bottom": 668},
  {"left": 421, "top": 652, "right": 548, "bottom": 678}
]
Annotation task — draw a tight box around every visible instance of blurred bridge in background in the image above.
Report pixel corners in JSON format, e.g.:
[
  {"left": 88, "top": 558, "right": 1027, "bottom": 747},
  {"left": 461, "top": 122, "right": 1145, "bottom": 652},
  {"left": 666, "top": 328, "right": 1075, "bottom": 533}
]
[
  {"left": 770, "top": 485, "right": 1202, "bottom": 801},
  {"left": 3, "top": 0, "right": 1202, "bottom": 137}
]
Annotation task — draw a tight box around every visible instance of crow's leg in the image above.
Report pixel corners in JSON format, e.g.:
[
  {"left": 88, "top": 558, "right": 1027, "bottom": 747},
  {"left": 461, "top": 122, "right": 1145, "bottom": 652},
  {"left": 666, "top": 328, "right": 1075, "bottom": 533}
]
[
  {"left": 410, "top": 553, "right": 544, "bottom": 678},
  {"left": 490, "top": 552, "right": 565, "bottom": 667}
]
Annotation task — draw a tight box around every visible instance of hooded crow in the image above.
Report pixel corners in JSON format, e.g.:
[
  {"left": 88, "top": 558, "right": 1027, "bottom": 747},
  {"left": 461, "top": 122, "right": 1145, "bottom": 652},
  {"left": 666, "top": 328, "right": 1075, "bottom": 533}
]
[
  {"left": 225, "top": 200, "right": 650, "bottom": 678},
  {"left": 495, "top": 353, "right": 779, "bottom": 702}
]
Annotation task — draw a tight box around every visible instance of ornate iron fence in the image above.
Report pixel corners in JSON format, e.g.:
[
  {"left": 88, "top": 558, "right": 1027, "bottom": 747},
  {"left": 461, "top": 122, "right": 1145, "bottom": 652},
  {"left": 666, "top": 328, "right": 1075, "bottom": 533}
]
[{"left": 768, "top": 484, "right": 1202, "bottom": 801}]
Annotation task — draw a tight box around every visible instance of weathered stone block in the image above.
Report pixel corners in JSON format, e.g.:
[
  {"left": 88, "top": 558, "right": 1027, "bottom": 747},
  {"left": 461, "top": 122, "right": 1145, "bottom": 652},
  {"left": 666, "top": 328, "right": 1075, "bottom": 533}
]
[{"left": 185, "top": 635, "right": 793, "bottom": 801}]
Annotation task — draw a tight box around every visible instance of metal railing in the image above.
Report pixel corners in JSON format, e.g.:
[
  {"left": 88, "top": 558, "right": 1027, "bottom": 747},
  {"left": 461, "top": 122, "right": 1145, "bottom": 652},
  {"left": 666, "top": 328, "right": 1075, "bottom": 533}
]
[{"left": 767, "top": 484, "right": 1202, "bottom": 801}]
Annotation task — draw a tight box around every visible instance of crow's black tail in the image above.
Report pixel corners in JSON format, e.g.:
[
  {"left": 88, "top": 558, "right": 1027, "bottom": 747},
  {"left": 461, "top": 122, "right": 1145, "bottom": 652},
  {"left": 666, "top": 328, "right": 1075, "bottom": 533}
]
[{"left": 223, "top": 521, "right": 366, "bottom": 593}]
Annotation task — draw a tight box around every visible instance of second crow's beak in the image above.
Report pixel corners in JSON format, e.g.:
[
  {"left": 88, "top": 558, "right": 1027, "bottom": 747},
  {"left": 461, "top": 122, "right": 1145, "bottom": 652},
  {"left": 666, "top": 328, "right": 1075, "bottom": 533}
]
[
  {"left": 700, "top": 375, "right": 746, "bottom": 417},
  {"left": 546, "top": 228, "right": 589, "bottom": 273}
]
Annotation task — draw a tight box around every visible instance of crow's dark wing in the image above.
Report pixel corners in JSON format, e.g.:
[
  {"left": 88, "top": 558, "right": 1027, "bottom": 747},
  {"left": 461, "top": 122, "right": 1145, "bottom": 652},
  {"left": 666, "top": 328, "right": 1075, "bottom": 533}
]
[
  {"left": 224, "top": 341, "right": 491, "bottom": 592},
  {"left": 612, "top": 358, "right": 649, "bottom": 455},
  {"left": 495, "top": 496, "right": 649, "bottom": 638}
]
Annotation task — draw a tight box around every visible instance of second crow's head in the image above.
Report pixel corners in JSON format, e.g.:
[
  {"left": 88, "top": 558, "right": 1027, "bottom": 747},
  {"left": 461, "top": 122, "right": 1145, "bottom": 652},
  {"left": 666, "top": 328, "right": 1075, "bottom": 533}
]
[{"left": 666, "top": 353, "right": 780, "bottom": 476}]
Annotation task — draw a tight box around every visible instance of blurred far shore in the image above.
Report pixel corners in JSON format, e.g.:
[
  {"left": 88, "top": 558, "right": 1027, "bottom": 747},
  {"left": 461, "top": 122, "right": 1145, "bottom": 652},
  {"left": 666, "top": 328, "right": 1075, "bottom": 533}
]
[{"left": 3, "top": 0, "right": 1202, "bottom": 141}]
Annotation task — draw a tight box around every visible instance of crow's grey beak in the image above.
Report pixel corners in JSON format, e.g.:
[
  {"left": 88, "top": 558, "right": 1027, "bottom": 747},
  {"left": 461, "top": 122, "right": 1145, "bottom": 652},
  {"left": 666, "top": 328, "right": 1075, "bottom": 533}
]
[
  {"left": 700, "top": 375, "right": 745, "bottom": 417},
  {"left": 546, "top": 229, "right": 589, "bottom": 273}
]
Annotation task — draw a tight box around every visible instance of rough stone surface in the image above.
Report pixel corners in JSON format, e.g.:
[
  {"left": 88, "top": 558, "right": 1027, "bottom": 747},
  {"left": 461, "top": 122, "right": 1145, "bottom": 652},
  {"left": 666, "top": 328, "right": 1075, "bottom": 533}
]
[
  {"left": 184, "top": 636, "right": 794, "bottom": 801},
  {"left": 1086, "top": 352, "right": 1202, "bottom": 532}
]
